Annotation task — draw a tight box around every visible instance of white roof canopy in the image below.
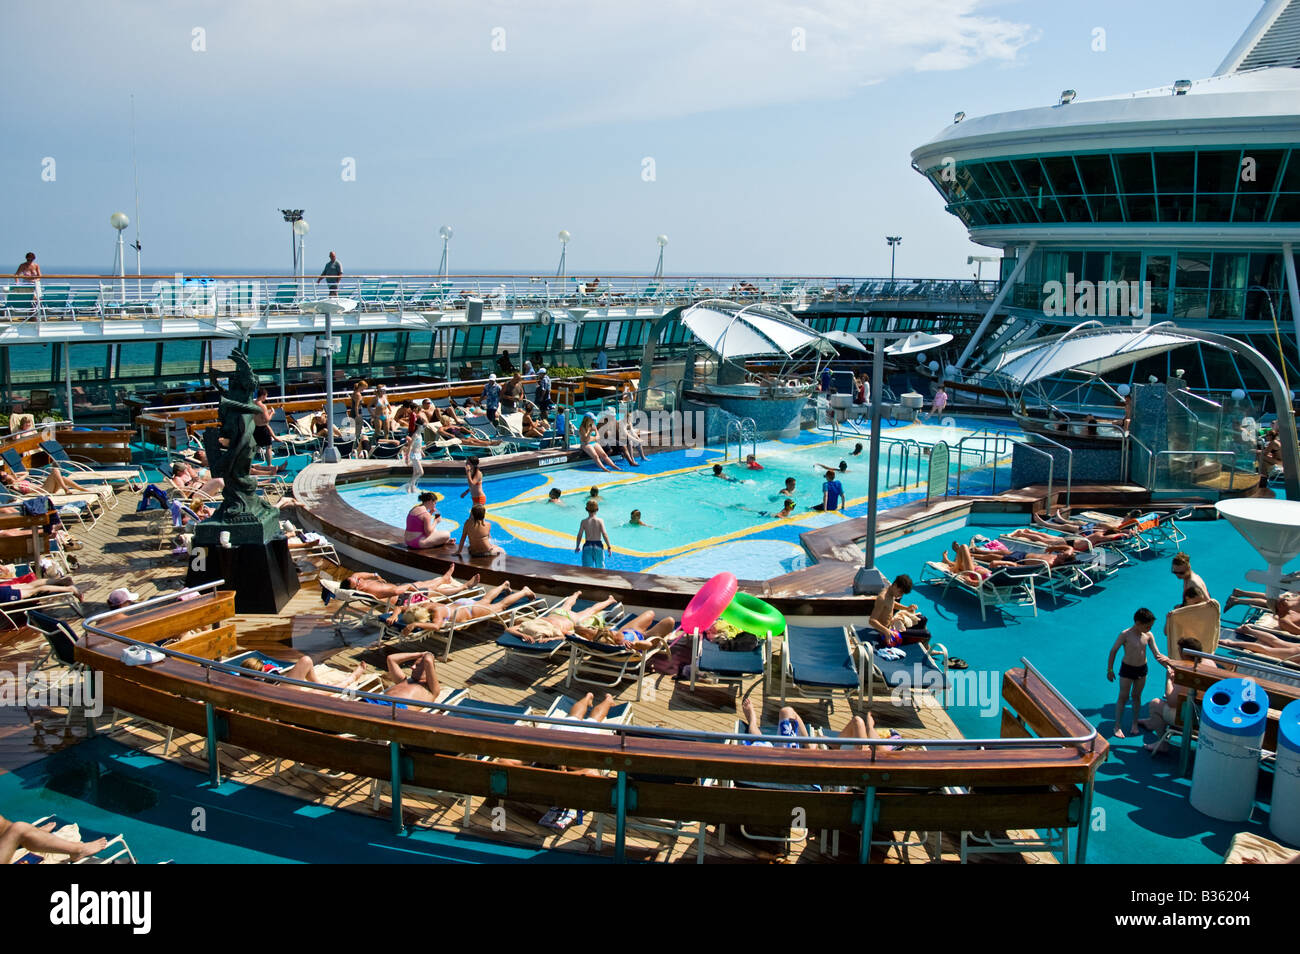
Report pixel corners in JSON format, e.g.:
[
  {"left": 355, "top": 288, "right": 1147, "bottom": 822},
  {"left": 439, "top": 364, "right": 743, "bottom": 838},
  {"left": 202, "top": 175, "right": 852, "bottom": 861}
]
[
  {"left": 679, "top": 301, "right": 827, "bottom": 359},
  {"left": 988, "top": 324, "right": 1203, "bottom": 385}
]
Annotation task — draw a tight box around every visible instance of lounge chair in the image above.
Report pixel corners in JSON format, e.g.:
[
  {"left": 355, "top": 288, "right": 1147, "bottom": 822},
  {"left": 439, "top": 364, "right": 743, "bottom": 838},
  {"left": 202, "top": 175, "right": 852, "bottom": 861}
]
[
  {"left": 496, "top": 599, "right": 626, "bottom": 665},
  {"left": 919, "top": 561, "right": 1040, "bottom": 621},
  {"left": 39, "top": 439, "right": 144, "bottom": 490},
  {"left": 10, "top": 816, "right": 138, "bottom": 865},
  {"left": 565, "top": 631, "right": 664, "bottom": 701},
  {"left": 850, "top": 626, "right": 950, "bottom": 710},
  {"left": 688, "top": 628, "right": 770, "bottom": 692},
  {"left": 389, "top": 589, "right": 545, "bottom": 660},
  {"left": 778, "top": 625, "right": 864, "bottom": 708},
  {"left": 0, "top": 584, "right": 83, "bottom": 632},
  {"left": 23, "top": 610, "right": 91, "bottom": 726},
  {"left": 4, "top": 448, "right": 115, "bottom": 511},
  {"left": 719, "top": 718, "right": 833, "bottom": 852}
]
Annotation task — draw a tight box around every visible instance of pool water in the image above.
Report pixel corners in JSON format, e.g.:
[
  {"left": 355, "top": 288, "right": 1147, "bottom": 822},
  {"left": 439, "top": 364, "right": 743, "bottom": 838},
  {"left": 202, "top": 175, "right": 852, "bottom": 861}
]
[{"left": 339, "top": 421, "right": 1013, "bottom": 579}]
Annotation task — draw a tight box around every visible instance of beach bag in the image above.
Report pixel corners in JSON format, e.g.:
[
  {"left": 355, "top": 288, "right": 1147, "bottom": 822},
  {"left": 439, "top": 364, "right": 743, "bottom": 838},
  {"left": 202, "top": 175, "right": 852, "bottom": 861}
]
[{"left": 717, "top": 632, "right": 760, "bottom": 652}]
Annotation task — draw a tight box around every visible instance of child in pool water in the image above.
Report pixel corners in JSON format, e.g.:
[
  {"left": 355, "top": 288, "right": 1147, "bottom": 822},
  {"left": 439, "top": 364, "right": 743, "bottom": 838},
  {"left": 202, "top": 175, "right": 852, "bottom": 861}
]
[{"left": 627, "top": 509, "right": 653, "bottom": 527}]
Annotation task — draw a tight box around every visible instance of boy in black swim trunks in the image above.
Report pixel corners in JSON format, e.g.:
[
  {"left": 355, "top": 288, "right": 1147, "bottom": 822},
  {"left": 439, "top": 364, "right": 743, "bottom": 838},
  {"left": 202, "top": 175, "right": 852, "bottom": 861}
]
[{"left": 1106, "top": 607, "right": 1172, "bottom": 739}]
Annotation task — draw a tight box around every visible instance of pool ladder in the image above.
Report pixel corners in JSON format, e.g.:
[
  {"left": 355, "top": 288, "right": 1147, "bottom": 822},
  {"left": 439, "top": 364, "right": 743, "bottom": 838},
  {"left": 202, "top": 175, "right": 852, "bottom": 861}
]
[{"left": 724, "top": 417, "right": 758, "bottom": 461}]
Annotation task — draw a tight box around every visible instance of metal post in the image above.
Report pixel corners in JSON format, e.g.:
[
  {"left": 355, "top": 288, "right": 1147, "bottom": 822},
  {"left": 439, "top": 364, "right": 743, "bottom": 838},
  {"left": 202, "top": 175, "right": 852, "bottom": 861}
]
[
  {"left": 204, "top": 702, "right": 220, "bottom": 786},
  {"left": 859, "top": 785, "right": 877, "bottom": 864},
  {"left": 1179, "top": 688, "right": 1197, "bottom": 777},
  {"left": 279, "top": 334, "right": 287, "bottom": 401},
  {"left": 852, "top": 335, "right": 888, "bottom": 595},
  {"left": 62, "top": 344, "right": 74, "bottom": 423},
  {"left": 1284, "top": 242, "right": 1300, "bottom": 362},
  {"left": 321, "top": 309, "right": 339, "bottom": 462},
  {"left": 1074, "top": 778, "right": 1094, "bottom": 864},
  {"left": 955, "top": 241, "right": 1037, "bottom": 371},
  {"left": 390, "top": 741, "right": 404, "bottom": 834},
  {"left": 613, "top": 770, "right": 628, "bottom": 863}
]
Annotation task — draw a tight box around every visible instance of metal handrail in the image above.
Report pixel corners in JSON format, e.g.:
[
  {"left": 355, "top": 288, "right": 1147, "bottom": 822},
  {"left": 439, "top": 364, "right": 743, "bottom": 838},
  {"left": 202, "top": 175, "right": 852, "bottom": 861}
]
[
  {"left": 953, "top": 433, "right": 1020, "bottom": 498},
  {"left": 79, "top": 586, "right": 1096, "bottom": 751},
  {"left": 1123, "top": 431, "right": 1156, "bottom": 488},
  {"left": 1153, "top": 448, "right": 1243, "bottom": 492},
  {"left": 1027, "top": 430, "right": 1074, "bottom": 509}
]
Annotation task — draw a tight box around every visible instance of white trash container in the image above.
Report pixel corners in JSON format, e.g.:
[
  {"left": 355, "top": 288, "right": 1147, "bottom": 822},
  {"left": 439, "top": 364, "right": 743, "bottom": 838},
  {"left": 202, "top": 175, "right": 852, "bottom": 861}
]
[
  {"left": 1190, "top": 677, "right": 1269, "bottom": 822},
  {"left": 1271, "top": 698, "right": 1300, "bottom": 845}
]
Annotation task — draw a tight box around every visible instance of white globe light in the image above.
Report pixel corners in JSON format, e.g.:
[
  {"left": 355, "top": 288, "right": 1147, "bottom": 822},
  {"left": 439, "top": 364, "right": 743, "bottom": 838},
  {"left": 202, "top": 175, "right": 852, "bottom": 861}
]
[
  {"left": 1148, "top": 375, "right": 1159, "bottom": 384},
  {"left": 915, "top": 352, "right": 927, "bottom": 364},
  {"left": 439, "top": 224, "right": 453, "bottom": 240},
  {"left": 1231, "top": 388, "right": 1246, "bottom": 400},
  {"left": 293, "top": 219, "right": 310, "bottom": 236},
  {"left": 656, "top": 234, "right": 668, "bottom": 247},
  {"left": 944, "top": 364, "right": 959, "bottom": 379},
  {"left": 928, "top": 360, "right": 939, "bottom": 372},
  {"left": 1116, "top": 384, "right": 1131, "bottom": 397},
  {"left": 558, "top": 230, "right": 571, "bottom": 244},
  {"left": 110, "top": 211, "right": 130, "bottom": 231}
]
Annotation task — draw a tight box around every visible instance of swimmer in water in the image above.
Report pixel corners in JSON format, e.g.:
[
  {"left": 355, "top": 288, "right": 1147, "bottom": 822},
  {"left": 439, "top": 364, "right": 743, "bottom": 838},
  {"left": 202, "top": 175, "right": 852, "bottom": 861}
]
[
  {"left": 627, "top": 509, "right": 653, "bottom": 527},
  {"left": 711, "top": 463, "right": 739, "bottom": 482},
  {"left": 546, "top": 488, "right": 564, "bottom": 504}
]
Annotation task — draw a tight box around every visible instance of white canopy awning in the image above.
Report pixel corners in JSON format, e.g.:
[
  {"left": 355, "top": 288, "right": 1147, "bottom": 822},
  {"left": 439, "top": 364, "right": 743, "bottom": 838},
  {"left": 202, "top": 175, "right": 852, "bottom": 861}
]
[
  {"left": 989, "top": 324, "right": 1201, "bottom": 385},
  {"left": 680, "top": 301, "right": 826, "bottom": 359}
]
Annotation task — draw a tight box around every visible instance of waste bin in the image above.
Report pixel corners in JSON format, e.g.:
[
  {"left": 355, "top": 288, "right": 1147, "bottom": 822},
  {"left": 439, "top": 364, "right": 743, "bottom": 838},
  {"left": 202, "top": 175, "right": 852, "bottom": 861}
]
[
  {"left": 1190, "top": 677, "right": 1269, "bottom": 821},
  {"left": 1272, "top": 698, "right": 1300, "bottom": 845}
]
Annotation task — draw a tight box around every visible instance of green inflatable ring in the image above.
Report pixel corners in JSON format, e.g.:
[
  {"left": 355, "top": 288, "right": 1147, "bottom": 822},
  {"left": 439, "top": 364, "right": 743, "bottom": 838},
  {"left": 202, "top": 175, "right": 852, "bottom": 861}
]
[{"left": 719, "top": 592, "right": 786, "bottom": 639}]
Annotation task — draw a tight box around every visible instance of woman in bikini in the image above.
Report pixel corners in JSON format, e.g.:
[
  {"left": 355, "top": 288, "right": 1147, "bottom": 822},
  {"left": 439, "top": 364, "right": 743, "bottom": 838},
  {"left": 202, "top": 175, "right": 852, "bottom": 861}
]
[
  {"left": 2, "top": 466, "right": 109, "bottom": 501},
  {"left": 505, "top": 592, "right": 618, "bottom": 643},
  {"left": 576, "top": 609, "right": 676, "bottom": 654},
  {"left": 456, "top": 504, "right": 503, "bottom": 558},
  {"left": 578, "top": 416, "right": 620, "bottom": 473},
  {"left": 343, "top": 571, "right": 480, "bottom": 602},
  {"left": 938, "top": 542, "right": 994, "bottom": 586},
  {"left": 405, "top": 492, "right": 451, "bottom": 549},
  {"left": 395, "top": 582, "right": 538, "bottom": 636},
  {"left": 459, "top": 457, "right": 486, "bottom": 509}
]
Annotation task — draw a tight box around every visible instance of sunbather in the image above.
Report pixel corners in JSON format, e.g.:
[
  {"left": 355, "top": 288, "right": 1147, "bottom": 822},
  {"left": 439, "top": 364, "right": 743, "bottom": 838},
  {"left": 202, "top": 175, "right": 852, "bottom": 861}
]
[
  {"left": 938, "top": 543, "right": 994, "bottom": 585},
  {"left": 0, "top": 813, "right": 109, "bottom": 862},
  {"left": 505, "top": 592, "right": 618, "bottom": 643},
  {"left": 964, "top": 538, "right": 1079, "bottom": 569},
  {"left": 0, "top": 577, "right": 84, "bottom": 602},
  {"left": 380, "top": 651, "right": 448, "bottom": 704},
  {"left": 2, "top": 467, "right": 106, "bottom": 500},
  {"left": 1034, "top": 509, "right": 1132, "bottom": 539},
  {"left": 738, "top": 697, "right": 878, "bottom": 749},
  {"left": 343, "top": 570, "right": 480, "bottom": 601},
  {"left": 171, "top": 461, "right": 224, "bottom": 497},
  {"left": 390, "top": 583, "right": 536, "bottom": 634},
  {"left": 575, "top": 610, "right": 675, "bottom": 653},
  {"left": 1009, "top": 527, "right": 1111, "bottom": 549},
  {"left": 1223, "top": 630, "right": 1300, "bottom": 659}
]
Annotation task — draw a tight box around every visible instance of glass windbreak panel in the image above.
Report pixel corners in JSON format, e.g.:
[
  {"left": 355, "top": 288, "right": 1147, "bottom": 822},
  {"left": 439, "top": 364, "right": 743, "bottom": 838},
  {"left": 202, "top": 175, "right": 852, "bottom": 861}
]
[
  {"left": 966, "top": 163, "right": 1002, "bottom": 199},
  {"left": 61, "top": 344, "right": 106, "bottom": 386},
  {"left": 1195, "top": 150, "right": 1241, "bottom": 221},
  {"left": 1173, "top": 253, "right": 1210, "bottom": 318},
  {"left": 160, "top": 339, "right": 204, "bottom": 379},
  {"left": 987, "top": 160, "right": 1027, "bottom": 197},
  {"left": 116, "top": 342, "right": 157, "bottom": 379},
  {"left": 1210, "top": 253, "right": 1247, "bottom": 320},
  {"left": 1234, "top": 149, "right": 1285, "bottom": 221},
  {"left": 1109, "top": 252, "right": 1141, "bottom": 285},
  {"left": 457, "top": 327, "right": 485, "bottom": 358},
  {"left": 1144, "top": 255, "right": 1172, "bottom": 315},
  {"left": 1082, "top": 251, "right": 1108, "bottom": 284},
  {"left": 10, "top": 345, "right": 54, "bottom": 387},
  {"left": 243, "top": 336, "right": 278, "bottom": 371},
  {"left": 372, "top": 332, "right": 401, "bottom": 363},
  {"left": 405, "top": 332, "right": 433, "bottom": 361}
]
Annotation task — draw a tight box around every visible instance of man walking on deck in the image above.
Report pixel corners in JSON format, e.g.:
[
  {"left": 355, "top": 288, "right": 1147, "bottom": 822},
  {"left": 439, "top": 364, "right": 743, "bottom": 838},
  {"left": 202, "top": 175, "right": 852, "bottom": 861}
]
[{"left": 317, "top": 251, "right": 342, "bottom": 297}]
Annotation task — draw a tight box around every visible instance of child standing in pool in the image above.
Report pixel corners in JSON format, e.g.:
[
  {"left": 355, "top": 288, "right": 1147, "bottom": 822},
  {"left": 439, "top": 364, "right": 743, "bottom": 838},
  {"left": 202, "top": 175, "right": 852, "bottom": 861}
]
[
  {"left": 576, "top": 500, "right": 611, "bottom": 568},
  {"left": 1106, "top": 607, "right": 1172, "bottom": 738}
]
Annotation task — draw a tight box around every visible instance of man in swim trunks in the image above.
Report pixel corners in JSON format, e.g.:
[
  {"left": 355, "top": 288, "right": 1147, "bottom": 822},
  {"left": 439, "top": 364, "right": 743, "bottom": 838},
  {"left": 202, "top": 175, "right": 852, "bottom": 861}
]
[
  {"left": 1106, "top": 607, "right": 1172, "bottom": 738},
  {"left": 505, "top": 592, "right": 617, "bottom": 643},
  {"left": 866, "top": 573, "right": 929, "bottom": 645},
  {"left": 1171, "top": 552, "right": 1210, "bottom": 608},
  {"left": 575, "top": 500, "right": 610, "bottom": 568},
  {"left": 381, "top": 651, "right": 446, "bottom": 704},
  {"left": 812, "top": 469, "right": 844, "bottom": 512}
]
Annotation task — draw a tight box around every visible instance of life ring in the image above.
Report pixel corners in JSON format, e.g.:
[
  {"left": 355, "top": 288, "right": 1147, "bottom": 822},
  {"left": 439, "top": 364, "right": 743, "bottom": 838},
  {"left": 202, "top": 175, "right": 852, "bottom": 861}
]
[
  {"left": 719, "top": 591, "right": 786, "bottom": 639},
  {"left": 681, "top": 572, "right": 738, "bottom": 635}
]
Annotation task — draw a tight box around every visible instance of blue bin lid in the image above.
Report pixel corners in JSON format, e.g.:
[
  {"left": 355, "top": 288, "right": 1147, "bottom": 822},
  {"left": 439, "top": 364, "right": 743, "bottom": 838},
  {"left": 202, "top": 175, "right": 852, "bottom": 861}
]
[
  {"left": 1200, "top": 677, "right": 1270, "bottom": 737},
  {"left": 1280, "top": 699, "right": 1300, "bottom": 756}
]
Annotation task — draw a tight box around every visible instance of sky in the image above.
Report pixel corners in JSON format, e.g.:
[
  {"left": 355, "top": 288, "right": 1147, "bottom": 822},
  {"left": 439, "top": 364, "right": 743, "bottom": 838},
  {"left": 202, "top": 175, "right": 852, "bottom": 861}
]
[{"left": 2, "top": 0, "right": 1266, "bottom": 278}]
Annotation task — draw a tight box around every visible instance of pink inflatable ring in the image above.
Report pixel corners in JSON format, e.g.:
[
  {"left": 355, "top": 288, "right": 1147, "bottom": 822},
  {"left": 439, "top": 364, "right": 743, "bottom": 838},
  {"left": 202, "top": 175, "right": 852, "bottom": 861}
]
[{"left": 681, "top": 572, "right": 738, "bottom": 635}]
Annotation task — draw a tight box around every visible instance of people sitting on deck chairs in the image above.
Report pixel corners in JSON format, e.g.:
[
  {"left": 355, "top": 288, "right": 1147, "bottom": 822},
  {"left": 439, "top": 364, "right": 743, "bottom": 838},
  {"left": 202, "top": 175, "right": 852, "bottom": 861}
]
[
  {"left": 310, "top": 412, "right": 344, "bottom": 441},
  {"left": 2, "top": 467, "right": 104, "bottom": 500},
  {"left": 738, "top": 697, "right": 898, "bottom": 751},
  {"left": 1035, "top": 508, "right": 1135, "bottom": 541},
  {"left": 1010, "top": 526, "right": 1115, "bottom": 550},
  {"left": 377, "top": 652, "right": 448, "bottom": 705},
  {"left": 519, "top": 409, "right": 547, "bottom": 439},
  {"left": 0, "top": 812, "right": 109, "bottom": 862},
  {"left": 389, "top": 582, "right": 537, "bottom": 634},
  {"left": 866, "top": 573, "right": 930, "bottom": 645},
  {"left": 1225, "top": 588, "right": 1300, "bottom": 615},
  {"left": 170, "top": 461, "right": 224, "bottom": 496},
  {"left": 963, "top": 538, "right": 1081, "bottom": 570},
  {"left": 1140, "top": 636, "right": 1225, "bottom": 754},
  {"left": 405, "top": 492, "right": 452, "bottom": 549},
  {"left": 0, "top": 575, "right": 84, "bottom": 603},
  {"left": 577, "top": 610, "right": 676, "bottom": 654},
  {"left": 506, "top": 592, "right": 619, "bottom": 643},
  {"left": 341, "top": 570, "right": 479, "bottom": 603}
]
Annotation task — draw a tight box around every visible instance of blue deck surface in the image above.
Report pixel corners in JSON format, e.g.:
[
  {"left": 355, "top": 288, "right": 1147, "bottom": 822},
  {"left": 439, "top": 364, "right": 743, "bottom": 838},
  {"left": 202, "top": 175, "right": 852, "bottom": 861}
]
[{"left": 876, "top": 511, "right": 1285, "bottom": 865}]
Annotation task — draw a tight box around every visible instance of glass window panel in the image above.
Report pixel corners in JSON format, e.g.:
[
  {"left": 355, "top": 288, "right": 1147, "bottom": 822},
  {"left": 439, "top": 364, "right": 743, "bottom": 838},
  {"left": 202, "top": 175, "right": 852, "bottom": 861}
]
[
  {"left": 405, "top": 333, "right": 432, "bottom": 361},
  {"left": 987, "top": 161, "right": 1027, "bottom": 197},
  {"left": 244, "top": 337, "right": 278, "bottom": 370},
  {"left": 1176, "top": 253, "right": 1211, "bottom": 290},
  {"left": 1195, "top": 191, "right": 1235, "bottom": 221},
  {"left": 951, "top": 163, "right": 983, "bottom": 202},
  {"left": 1197, "top": 151, "right": 1242, "bottom": 193},
  {"left": 966, "top": 163, "right": 1002, "bottom": 198},
  {"left": 1272, "top": 192, "right": 1300, "bottom": 222},
  {"left": 1144, "top": 255, "right": 1172, "bottom": 315},
  {"left": 372, "top": 332, "right": 401, "bottom": 363},
  {"left": 1056, "top": 194, "right": 1093, "bottom": 222},
  {"left": 1210, "top": 253, "right": 1247, "bottom": 320},
  {"left": 1041, "top": 156, "right": 1085, "bottom": 196},
  {"left": 1278, "top": 150, "right": 1300, "bottom": 192},
  {"left": 1109, "top": 252, "right": 1141, "bottom": 284},
  {"left": 1114, "top": 152, "right": 1154, "bottom": 193},
  {"left": 160, "top": 339, "right": 204, "bottom": 378},
  {"left": 1154, "top": 152, "right": 1196, "bottom": 193},
  {"left": 1082, "top": 252, "right": 1108, "bottom": 284},
  {"left": 1075, "top": 154, "right": 1117, "bottom": 196},
  {"left": 16, "top": 344, "right": 55, "bottom": 385},
  {"left": 1235, "top": 149, "right": 1285, "bottom": 221},
  {"left": 116, "top": 342, "right": 157, "bottom": 379}
]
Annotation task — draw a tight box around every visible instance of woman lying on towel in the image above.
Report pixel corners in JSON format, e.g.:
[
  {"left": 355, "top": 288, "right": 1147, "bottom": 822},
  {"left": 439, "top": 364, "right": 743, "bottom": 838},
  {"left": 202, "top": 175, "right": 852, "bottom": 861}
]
[
  {"left": 963, "top": 538, "right": 1080, "bottom": 569},
  {"left": 343, "top": 569, "right": 480, "bottom": 602},
  {"left": 504, "top": 592, "right": 618, "bottom": 643},
  {"left": 389, "top": 582, "right": 537, "bottom": 634},
  {"left": 1221, "top": 631, "right": 1300, "bottom": 662},
  {"left": 577, "top": 610, "right": 676, "bottom": 654},
  {"left": 1034, "top": 508, "right": 1136, "bottom": 540}
]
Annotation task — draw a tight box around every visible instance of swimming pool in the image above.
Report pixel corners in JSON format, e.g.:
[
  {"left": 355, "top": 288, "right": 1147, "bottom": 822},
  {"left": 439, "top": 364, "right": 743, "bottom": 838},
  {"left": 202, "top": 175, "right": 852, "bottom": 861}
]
[{"left": 338, "top": 420, "right": 1015, "bottom": 579}]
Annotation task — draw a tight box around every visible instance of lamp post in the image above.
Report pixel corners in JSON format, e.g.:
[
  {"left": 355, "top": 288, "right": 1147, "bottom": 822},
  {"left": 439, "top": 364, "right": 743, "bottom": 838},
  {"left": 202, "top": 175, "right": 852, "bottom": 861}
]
[
  {"left": 280, "top": 209, "right": 305, "bottom": 275},
  {"left": 438, "top": 225, "right": 453, "bottom": 280},
  {"left": 654, "top": 234, "right": 668, "bottom": 280},
  {"left": 853, "top": 329, "right": 953, "bottom": 595},
  {"left": 110, "top": 212, "right": 130, "bottom": 301},
  {"left": 886, "top": 236, "right": 902, "bottom": 284},
  {"left": 293, "top": 219, "right": 309, "bottom": 296},
  {"left": 556, "top": 230, "right": 571, "bottom": 283},
  {"left": 1250, "top": 284, "right": 1290, "bottom": 396},
  {"left": 300, "top": 296, "right": 358, "bottom": 464}
]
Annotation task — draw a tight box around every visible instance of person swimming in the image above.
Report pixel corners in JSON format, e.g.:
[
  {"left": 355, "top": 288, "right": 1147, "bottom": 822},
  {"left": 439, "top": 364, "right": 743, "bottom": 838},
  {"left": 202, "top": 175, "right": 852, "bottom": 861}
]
[
  {"left": 546, "top": 488, "right": 563, "bottom": 504},
  {"left": 711, "top": 463, "right": 738, "bottom": 482},
  {"left": 627, "top": 509, "right": 653, "bottom": 527}
]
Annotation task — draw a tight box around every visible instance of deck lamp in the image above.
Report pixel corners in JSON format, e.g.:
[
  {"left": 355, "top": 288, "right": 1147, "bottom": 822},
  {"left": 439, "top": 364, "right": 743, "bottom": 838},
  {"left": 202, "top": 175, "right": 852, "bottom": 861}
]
[
  {"left": 1059, "top": 89, "right": 1077, "bottom": 105},
  {"left": 111, "top": 212, "right": 130, "bottom": 300},
  {"left": 1117, "top": 384, "right": 1131, "bottom": 397},
  {"left": 556, "top": 230, "right": 570, "bottom": 282},
  {"left": 293, "top": 219, "right": 309, "bottom": 286},
  {"left": 438, "top": 225, "right": 453, "bottom": 279},
  {"left": 654, "top": 234, "right": 668, "bottom": 281},
  {"left": 1173, "top": 79, "right": 1192, "bottom": 95},
  {"left": 953, "top": 111, "right": 965, "bottom": 124},
  {"left": 1232, "top": 389, "right": 1247, "bottom": 400},
  {"left": 853, "top": 330, "right": 953, "bottom": 595}
]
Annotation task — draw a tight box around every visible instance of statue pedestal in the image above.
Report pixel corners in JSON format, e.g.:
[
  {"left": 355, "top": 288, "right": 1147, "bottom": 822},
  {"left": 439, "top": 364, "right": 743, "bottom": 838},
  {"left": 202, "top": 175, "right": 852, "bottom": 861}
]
[{"left": 186, "top": 538, "right": 300, "bottom": 614}]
